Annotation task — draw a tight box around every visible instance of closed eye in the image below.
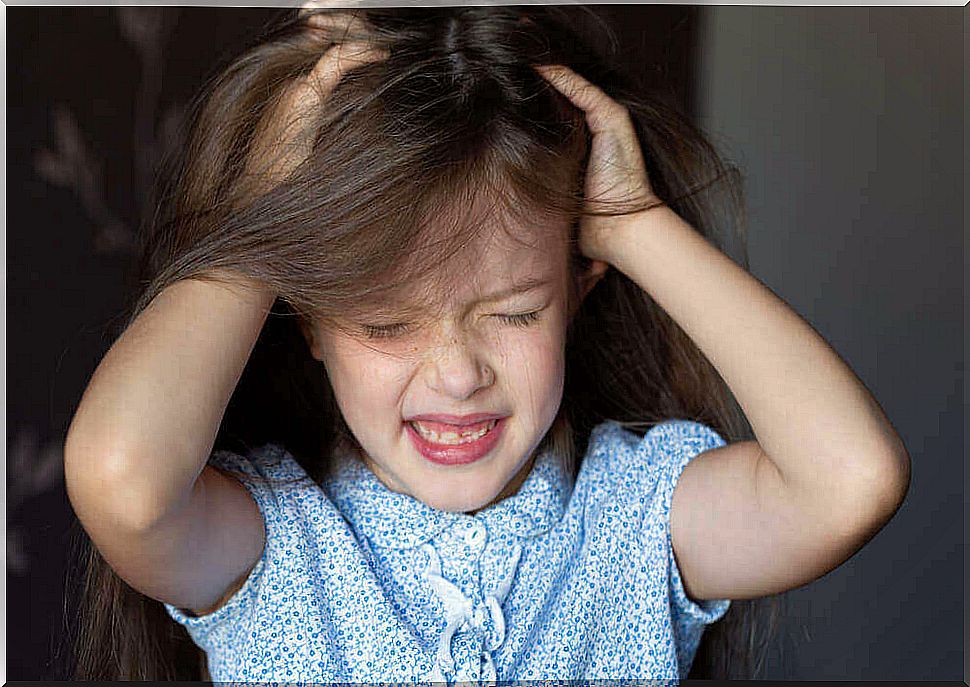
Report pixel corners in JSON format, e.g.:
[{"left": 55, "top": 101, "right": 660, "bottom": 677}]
[
  {"left": 362, "top": 322, "right": 410, "bottom": 339},
  {"left": 495, "top": 311, "right": 542, "bottom": 327},
  {"left": 362, "top": 310, "right": 543, "bottom": 338}
]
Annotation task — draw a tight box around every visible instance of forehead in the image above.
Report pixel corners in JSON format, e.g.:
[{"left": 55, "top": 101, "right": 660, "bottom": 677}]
[
  {"left": 409, "top": 213, "right": 570, "bottom": 305},
  {"left": 465, "top": 218, "right": 568, "bottom": 278},
  {"left": 345, "top": 210, "right": 572, "bottom": 325}
]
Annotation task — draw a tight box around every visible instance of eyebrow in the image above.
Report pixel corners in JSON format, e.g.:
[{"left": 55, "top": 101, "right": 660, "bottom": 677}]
[
  {"left": 475, "top": 276, "right": 553, "bottom": 305},
  {"left": 355, "top": 276, "right": 555, "bottom": 324}
]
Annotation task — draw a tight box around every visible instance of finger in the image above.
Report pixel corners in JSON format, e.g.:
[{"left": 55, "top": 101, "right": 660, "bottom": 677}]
[
  {"left": 272, "top": 41, "right": 386, "bottom": 129},
  {"left": 244, "top": 24, "right": 385, "bottom": 187},
  {"left": 277, "top": 39, "right": 387, "bottom": 123},
  {"left": 304, "top": 11, "right": 367, "bottom": 33},
  {"left": 534, "top": 64, "right": 627, "bottom": 136},
  {"left": 301, "top": 7, "right": 371, "bottom": 43},
  {"left": 306, "top": 40, "right": 388, "bottom": 96},
  {"left": 299, "top": 1, "right": 362, "bottom": 18}
]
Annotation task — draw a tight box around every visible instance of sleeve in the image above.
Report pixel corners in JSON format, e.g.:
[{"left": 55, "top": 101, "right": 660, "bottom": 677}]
[
  {"left": 161, "top": 444, "right": 300, "bottom": 651},
  {"left": 642, "top": 419, "right": 732, "bottom": 627}
]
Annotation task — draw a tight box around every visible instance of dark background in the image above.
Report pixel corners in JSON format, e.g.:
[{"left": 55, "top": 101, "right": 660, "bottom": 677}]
[{"left": 6, "top": 6, "right": 963, "bottom": 681}]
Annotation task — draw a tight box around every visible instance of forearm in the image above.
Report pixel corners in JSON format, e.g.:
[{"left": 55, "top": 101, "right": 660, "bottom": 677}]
[
  {"left": 64, "top": 272, "right": 276, "bottom": 528},
  {"left": 608, "top": 207, "right": 909, "bottom": 499}
]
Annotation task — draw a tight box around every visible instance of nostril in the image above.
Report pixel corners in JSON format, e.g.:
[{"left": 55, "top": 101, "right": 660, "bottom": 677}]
[{"left": 480, "top": 364, "right": 494, "bottom": 384}]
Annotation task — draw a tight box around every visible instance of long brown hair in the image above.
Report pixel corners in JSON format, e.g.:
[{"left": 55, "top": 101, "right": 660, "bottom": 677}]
[{"left": 65, "top": 6, "right": 782, "bottom": 679}]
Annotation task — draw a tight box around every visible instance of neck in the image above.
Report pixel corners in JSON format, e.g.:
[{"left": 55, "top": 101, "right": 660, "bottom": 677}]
[{"left": 466, "top": 449, "right": 538, "bottom": 515}]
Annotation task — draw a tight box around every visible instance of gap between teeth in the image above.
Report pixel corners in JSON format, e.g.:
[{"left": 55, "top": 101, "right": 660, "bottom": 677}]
[{"left": 411, "top": 420, "right": 497, "bottom": 445}]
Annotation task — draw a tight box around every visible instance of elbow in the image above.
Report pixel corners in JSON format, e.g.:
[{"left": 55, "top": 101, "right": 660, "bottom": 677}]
[
  {"left": 64, "top": 436, "right": 175, "bottom": 534},
  {"left": 850, "top": 440, "right": 912, "bottom": 530},
  {"left": 874, "top": 429, "right": 912, "bottom": 506},
  {"left": 881, "top": 445, "right": 911, "bottom": 516}
]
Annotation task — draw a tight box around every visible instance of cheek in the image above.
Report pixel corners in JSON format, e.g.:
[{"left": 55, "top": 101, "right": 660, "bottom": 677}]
[
  {"left": 321, "top": 342, "right": 408, "bottom": 413},
  {"left": 499, "top": 324, "right": 567, "bottom": 408}
]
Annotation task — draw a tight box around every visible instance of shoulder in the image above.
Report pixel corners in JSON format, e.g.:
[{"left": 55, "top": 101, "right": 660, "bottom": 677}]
[
  {"left": 203, "top": 442, "right": 326, "bottom": 510},
  {"left": 162, "top": 443, "right": 339, "bottom": 643},
  {"left": 208, "top": 442, "right": 310, "bottom": 481},
  {"left": 584, "top": 419, "right": 732, "bottom": 632},
  {"left": 586, "top": 418, "right": 727, "bottom": 481},
  {"left": 205, "top": 442, "right": 328, "bottom": 538},
  {"left": 577, "top": 418, "right": 728, "bottom": 543}
]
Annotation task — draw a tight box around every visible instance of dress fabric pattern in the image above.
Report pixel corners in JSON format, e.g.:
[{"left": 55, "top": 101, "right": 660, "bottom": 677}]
[{"left": 164, "top": 419, "right": 731, "bottom": 683}]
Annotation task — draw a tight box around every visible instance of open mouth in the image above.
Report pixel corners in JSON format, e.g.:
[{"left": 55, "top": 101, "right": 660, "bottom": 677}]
[
  {"left": 407, "top": 419, "right": 499, "bottom": 445},
  {"left": 405, "top": 418, "right": 506, "bottom": 466}
]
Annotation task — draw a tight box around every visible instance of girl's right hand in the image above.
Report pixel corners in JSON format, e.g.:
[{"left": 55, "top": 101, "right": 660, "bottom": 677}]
[{"left": 245, "top": 7, "right": 388, "bottom": 186}]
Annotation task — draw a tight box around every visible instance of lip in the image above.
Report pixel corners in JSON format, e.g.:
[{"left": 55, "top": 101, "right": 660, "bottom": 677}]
[{"left": 406, "top": 417, "right": 506, "bottom": 466}]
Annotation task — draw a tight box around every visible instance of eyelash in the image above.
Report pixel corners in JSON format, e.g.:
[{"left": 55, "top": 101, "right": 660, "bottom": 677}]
[
  {"left": 497, "top": 310, "right": 542, "bottom": 328},
  {"left": 362, "top": 323, "right": 410, "bottom": 339},
  {"left": 362, "top": 311, "right": 543, "bottom": 339}
]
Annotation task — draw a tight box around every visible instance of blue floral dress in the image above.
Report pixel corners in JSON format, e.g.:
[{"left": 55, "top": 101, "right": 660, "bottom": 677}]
[{"left": 164, "top": 418, "right": 731, "bottom": 683}]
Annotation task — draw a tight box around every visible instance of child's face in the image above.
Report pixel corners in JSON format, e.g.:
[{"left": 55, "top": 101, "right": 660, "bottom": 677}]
[{"left": 303, "top": 218, "right": 582, "bottom": 513}]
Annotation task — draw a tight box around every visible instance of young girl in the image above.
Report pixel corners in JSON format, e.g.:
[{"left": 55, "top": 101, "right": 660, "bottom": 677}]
[{"left": 63, "top": 6, "right": 910, "bottom": 683}]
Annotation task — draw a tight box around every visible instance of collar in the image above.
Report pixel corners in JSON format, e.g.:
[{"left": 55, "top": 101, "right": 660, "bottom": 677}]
[{"left": 322, "top": 440, "right": 571, "bottom": 550}]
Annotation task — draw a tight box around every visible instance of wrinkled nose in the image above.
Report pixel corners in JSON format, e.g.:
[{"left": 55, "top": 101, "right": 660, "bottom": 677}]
[{"left": 424, "top": 333, "right": 494, "bottom": 400}]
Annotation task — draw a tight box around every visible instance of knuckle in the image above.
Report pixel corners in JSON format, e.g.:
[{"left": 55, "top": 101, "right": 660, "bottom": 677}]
[{"left": 305, "top": 10, "right": 370, "bottom": 39}]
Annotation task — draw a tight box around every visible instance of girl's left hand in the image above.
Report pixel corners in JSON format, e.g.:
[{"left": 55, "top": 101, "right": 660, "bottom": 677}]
[{"left": 535, "top": 64, "right": 661, "bottom": 267}]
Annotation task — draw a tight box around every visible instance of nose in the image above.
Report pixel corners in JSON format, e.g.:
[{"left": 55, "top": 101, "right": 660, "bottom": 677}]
[{"left": 423, "top": 330, "right": 495, "bottom": 401}]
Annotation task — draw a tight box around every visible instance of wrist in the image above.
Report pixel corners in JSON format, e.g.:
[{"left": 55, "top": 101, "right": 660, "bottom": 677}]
[
  {"left": 190, "top": 269, "right": 277, "bottom": 310},
  {"left": 599, "top": 205, "right": 684, "bottom": 270}
]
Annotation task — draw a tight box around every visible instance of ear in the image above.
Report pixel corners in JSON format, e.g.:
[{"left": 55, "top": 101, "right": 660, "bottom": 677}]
[
  {"left": 299, "top": 317, "right": 324, "bottom": 362},
  {"left": 569, "top": 258, "right": 609, "bottom": 321},
  {"left": 577, "top": 258, "right": 609, "bottom": 303}
]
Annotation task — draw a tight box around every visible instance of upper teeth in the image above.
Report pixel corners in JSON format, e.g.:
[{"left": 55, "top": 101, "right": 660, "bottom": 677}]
[{"left": 411, "top": 420, "right": 497, "bottom": 445}]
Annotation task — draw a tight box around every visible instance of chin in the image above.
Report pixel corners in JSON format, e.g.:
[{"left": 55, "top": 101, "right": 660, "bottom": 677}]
[
  {"left": 424, "top": 490, "right": 491, "bottom": 514},
  {"left": 418, "top": 480, "right": 497, "bottom": 514}
]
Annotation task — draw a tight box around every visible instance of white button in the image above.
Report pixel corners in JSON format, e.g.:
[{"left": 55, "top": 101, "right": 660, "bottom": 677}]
[{"left": 466, "top": 521, "right": 487, "bottom": 548}]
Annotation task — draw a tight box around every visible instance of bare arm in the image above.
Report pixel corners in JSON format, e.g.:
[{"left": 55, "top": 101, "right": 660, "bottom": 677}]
[
  {"left": 63, "top": 20, "right": 389, "bottom": 614},
  {"left": 64, "top": 273, "right": 275, "bottom": 529},
  {"left": 63, "top": 273, "right": 276, "bottom": 612},
  {"left": 612, "top": 207, "right": 910, "bottom": 598},
  {"left": 538, "top": 64, "right": 911, "bottom": 600}
]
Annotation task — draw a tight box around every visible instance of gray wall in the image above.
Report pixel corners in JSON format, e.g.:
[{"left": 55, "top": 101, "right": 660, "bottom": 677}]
[{"left": 695, "top": 7, "right": 962, "bottom": 680}]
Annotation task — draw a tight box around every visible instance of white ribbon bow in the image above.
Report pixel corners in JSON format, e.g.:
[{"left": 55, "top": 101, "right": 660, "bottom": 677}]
[{"left": 421, "top": 541, "right": 523, "bottom": 682}]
